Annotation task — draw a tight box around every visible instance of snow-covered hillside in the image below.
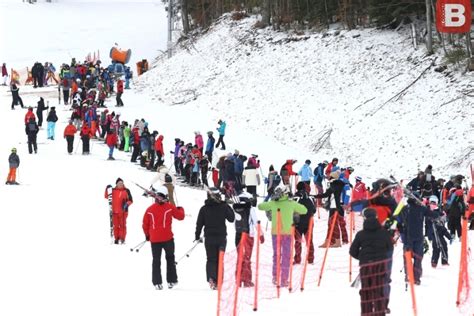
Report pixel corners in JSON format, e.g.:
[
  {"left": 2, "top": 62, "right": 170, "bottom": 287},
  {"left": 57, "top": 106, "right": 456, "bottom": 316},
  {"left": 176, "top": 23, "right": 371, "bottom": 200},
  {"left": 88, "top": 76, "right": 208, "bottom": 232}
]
[{"left": 137, "top": 15, "right": 473, "bottom": 180}]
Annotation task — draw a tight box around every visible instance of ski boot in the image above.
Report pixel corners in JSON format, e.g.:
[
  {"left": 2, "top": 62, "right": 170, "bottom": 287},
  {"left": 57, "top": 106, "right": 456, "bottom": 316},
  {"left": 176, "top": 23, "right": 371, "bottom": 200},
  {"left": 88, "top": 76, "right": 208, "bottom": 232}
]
[
  {"left": 154, "top": 284, "right": 163, "bottom": 290},
  {"left": 168, "top": 282, "right": 177, "bottom": 289}
]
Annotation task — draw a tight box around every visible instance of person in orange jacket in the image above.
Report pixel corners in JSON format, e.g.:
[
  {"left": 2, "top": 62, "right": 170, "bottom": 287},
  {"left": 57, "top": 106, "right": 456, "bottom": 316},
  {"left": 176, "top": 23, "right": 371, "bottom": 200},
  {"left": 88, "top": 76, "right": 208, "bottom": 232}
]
[
  {"left": 105, "top": 178, "right": 133, "bottom": 244},
  {"left": 106, "top": 128, "right": 118, "bottom": 160},
  {"left": 116, "top": 79, "right": 124, "bottom": 107},
  {"left": 63, "top": 120, "right": 77, "bottom": 154},
  {"left": 154, "top": 134, "right": 164, "bottom": 169},
  {"left": 80, "top": 122, "right": 92, "bottom": 155}
]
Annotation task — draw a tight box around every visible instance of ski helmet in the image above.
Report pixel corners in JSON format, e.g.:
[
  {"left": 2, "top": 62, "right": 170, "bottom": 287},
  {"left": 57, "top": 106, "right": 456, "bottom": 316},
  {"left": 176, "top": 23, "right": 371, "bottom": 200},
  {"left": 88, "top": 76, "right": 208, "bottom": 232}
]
[
  {"left": 429, "top": 195, "right": 439, "bottom": 204},
  {"left": 11, "top": 148, "right": 17, "bottom": 153},
  {"left": 371, "top": 178, "right": 394, "bottom": 196},
  {"left": 154, "top": 186, "right": 169, "bottom": 204}
]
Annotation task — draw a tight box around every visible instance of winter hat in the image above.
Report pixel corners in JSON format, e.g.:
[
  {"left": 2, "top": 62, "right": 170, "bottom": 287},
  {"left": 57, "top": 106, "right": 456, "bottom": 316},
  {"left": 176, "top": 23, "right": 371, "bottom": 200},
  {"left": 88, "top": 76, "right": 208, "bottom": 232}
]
[
  {"left": 363, "top": 208, "right": 377, "bottom": 219},
  {"left": 322, "top": 160, "right": 329, "bottom": 165},
  {"left": 51, "top": 107, "right": 56, "bottom": 110},
  {"left": 429, "top": 195, "right": 439, "bottom": 204},
  {"left": 207, "top": 131, "right": 213, "bottom": 135},
  {"left": 116, "top": 177, "right": 124, "bottom": 184},
  {"left": 305, "top": 159, "right": 311, "bottom": 165},
  {"left": 11, "top": 148, "right": 17, "bottom": 153},
  {"left": 234, "top": 149, "right": 240, "bottom": 155},
  {"left": 355, "top": 176, "right": 362, "bottom": 182},
  {"left": 164, "top": 174, "right": 173, "bottom": 183}
]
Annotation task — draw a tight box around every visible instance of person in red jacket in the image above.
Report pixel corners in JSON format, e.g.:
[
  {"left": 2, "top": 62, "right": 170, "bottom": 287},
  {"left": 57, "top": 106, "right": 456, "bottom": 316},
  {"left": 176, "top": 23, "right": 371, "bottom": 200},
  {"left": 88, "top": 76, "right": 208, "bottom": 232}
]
[
  {"left": 116, "top": 79, "right": 124, "bottom": 107},
  {"left": 24, "top": 107, "right": 36, "bottom": 125},
  {"left": 142, "top": 186, "right": 185, "bottom": 290},
  {"left": 105, "top": 178, "right": 133, "bottom": 244},
  {"left": 325, "top": 157, "right": 339, "bottom": 179},
  {"left": 80, "top": 122, "right": 92, "bottom": 155},
  {"left": 63, "top": 120, "right": 77, "bottom": 154},
  {"left": 130, "top": 126, "right": 140, "bottom": 163},
  {"left": 106, "top": 128, "right": 118, "bottom": 160},
  {"left": 352, "top": 176, "right": 368, "bottom": 202},
  {"left": 154, "top": 134, "right": 164, "bottom": 169}
]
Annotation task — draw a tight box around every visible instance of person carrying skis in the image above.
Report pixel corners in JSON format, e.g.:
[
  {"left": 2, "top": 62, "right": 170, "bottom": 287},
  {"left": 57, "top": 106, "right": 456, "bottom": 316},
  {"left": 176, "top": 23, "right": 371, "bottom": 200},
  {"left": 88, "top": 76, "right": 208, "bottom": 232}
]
[
  {"left": 314, "top": 170, "right": 348, "bottom": 247},
  {"left": 25, "top": 117, "right": 39, "bottom": 154},
  {"left": 425, "top": 195, "right": 453, "bottom": 267},
  {"left": 6, "top": 148, "right": 20, "bottom": 185},
  {"left": 36, "top": 97, "right": 48, "bottom": 127},
  {"left": 349, "top": 208, "right": 394, "bottom": 316},
  {"left": 293, "top": 182, "right": 316, "bottom": 264},
  {"left": 215, "top": 119, "right": 226, "bottom": 150},
  {"left": 195, "top": 187, "right": 235, "bottom": 289},
  {"left": 63, "top": 120, "right": 77, "bottom": 154},
  {"left": 46, "top": 106, "right": 58, "bottom": 140},
  {"left": 233, "top": 191, "right": 264, "bottom": 287},
  {"left": 105, "top": 178, "right": 133, "bottom": 244},
  {"left": 143, "top": 186, "right": 185, "bottom": 290},
  {"left": 258, "top": 186, "right": 307, "bottom": 286}
]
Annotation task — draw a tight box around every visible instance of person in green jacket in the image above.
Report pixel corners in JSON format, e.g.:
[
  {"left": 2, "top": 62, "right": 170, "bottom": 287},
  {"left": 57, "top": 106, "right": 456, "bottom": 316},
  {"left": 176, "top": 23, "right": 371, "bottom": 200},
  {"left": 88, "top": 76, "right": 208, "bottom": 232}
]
[
  {"left": 258, "top": 187, "right": 307, "bottom": 286},
  {"left": 123, "top": 122, "right": 131, "bottom": 152}
]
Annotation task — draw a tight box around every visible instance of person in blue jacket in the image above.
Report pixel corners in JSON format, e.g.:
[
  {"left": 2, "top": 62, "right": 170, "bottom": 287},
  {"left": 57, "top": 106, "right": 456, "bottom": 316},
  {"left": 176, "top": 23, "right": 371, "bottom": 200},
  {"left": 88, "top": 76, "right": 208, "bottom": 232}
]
[
  {"left": 215, "top": 119, "right": 226, "bottom": 150},
  {"left": 205, "top": 131, "right": 215, "bottom": 163},
  {"left": 124, "top": 66, "right": 132, "bottom": 89},
  {"left": 313, "top": 160, "right": 328, "bottom": 205},
  {"left": 298, "top": 159, "right": 313, "bottom": 192}
]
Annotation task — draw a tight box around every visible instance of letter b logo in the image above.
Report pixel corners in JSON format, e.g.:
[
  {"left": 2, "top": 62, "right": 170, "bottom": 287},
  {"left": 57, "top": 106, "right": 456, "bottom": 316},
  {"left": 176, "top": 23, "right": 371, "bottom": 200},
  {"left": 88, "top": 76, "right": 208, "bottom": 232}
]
[{"left": 436, "top": 0, "right": 471, "bottom": 33}]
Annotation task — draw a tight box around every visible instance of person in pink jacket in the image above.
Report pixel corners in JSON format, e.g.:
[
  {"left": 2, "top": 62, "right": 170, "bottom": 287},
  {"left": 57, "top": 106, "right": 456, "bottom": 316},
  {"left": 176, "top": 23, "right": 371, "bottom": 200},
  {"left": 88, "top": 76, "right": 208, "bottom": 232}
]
[{"left": 195, "top": 131, "right": 204, "bottom": 154}]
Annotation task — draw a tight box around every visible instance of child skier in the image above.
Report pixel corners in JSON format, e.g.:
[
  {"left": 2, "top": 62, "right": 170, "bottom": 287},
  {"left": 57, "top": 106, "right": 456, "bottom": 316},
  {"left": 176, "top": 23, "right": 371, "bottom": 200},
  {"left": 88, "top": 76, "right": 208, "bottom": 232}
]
[
  {"left": 426, "top": 195, "right": 453, "bottom": 267},
  {"left": 6, "top": 148, "right": 20, "bottom": 185}
]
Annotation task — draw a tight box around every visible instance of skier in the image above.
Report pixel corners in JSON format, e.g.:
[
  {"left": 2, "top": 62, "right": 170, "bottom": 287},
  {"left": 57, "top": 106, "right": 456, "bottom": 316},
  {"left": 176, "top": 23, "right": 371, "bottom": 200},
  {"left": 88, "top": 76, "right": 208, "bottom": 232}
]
[
  {"left": 313, "top": 160, "right": 328, "bottom": 206},
  {"left": 258, "top": 186, "right": 307, "bottom": 286},
  {"left": 349, "top": 208, "right": 394, "bottom": 316},
  {"left": 195, "top": 131, "right": 204, "bottom": 154},
  {"left": 407, "top": 171, "right": 425, "bottom": 196},
  {"left": 233, "top": 191, "right": 264, "bottom": 287},
  {"left": 314, "top": 170, "right": 348, "bottom": 247},
  {"left": 25, "top": 117, "right": 39, "bottom": 154},
  {"left": 153, "top": 134, "right": 164, "bottom": 169},
  {"left": 425, "top": 195, "right": 452, "bottom": 267},
  {"left": 142, "top": 186, "right": 185, "bottom": 290},
  {"left": 264, "top": 165, "right": 281, "bottom": 201},
  {"left": 36, "top": 97, "right": 48, "bottom": 127},
  {"left": 445, "top": 185, "right": 465, "bottom": 239},
  {"left": 11, "top": 82, "right": 25, "bottom": 110},
  {"left": 80, "top": 123, "right": 92, "bottom": 155},
  {"left": 124, "top": 67, "right": 132, "bottom": 89},
  {"left": 324, "top": 157, "right": 339, "bottom": 179},
  {"left": 63, "top": 120, "right": 77, "bottom": 154},
  {"left": 195, "top": 187, "right": 235, "bottom": 289},
  {"left": 293, "top": 182, "right": 316, "bottom": 264},
  {"left": 105, "top": 178, "right": 133, "bottom": 244},
  {"left": 200, "top": 155, "right": 210, "bottom": 187},
  {"left": 297, "top": 159, "right": 313, "bottom": 192},
  {"left": 205, "top": 131, "right": 215, "bottom": 163},
  {"left": 351, "top": 176, "right": 368, "bottom": 203},
  {"left": 46, "top": 107, "right": 58, "bottom": 140},
  {"left": 2, "top": 63, "right": 8, "bottom": 85},
  {"left": 242, "top": 159, "right": 260, "bottom": 196},
  {"left": 6, "top": 148, "right": 20, "bottom": 185},
  {"left": 62, "top": 78, "right": 71, "bottom": 105},
  {"left": 116, "top": 78, "right": 124, "bottom": 106},
  {"left": 280, "top": 159, "right": 297, "bottom": 189},
  {"left": 123, "top": 122, "right": 131, "bottom": 152},
  {"left": 106, "top": 129, "right": 118, "bottom": 160},
  {"left": 215, "top": 119, "right": 226, "bottom": 150},
  {"left": 396, "top": 194, "right": 433, "bottom": 285}
]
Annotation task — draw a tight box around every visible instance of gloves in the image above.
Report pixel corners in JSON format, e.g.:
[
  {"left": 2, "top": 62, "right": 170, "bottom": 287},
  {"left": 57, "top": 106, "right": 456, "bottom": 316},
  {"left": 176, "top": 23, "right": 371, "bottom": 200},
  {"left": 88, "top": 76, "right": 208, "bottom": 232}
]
[
  {"left": 146, "top": 235, "right": 150, "bottom": 241},
  {"left": 259, "top": 235, "right": 265, "bottom": 244},
  {"left": 194, "top": 237, "right": 202, "bottom": 243}
]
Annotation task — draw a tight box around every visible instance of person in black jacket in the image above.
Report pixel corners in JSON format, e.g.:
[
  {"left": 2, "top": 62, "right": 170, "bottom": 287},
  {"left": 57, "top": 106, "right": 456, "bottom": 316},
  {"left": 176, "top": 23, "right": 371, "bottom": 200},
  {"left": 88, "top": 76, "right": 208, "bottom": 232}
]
[
  {"left": 350, "top": 208, "right": 394, "bottom": 316},
  {"left": 46, "top": 107, "right": 58, "bottom": 140},
  {"left": 195, "top": 188, "right": 235, "bottom": 289},
  {"left": 314, "top": 170, "right": 348, "bottom": 247},
  {"left": 36, "top": 97, "right": 49, "bottom": 127},
  {"left": 25, "top": 117, "right": 39, "bottom": 154},
  {"left": 396, "top": 197, "right": 433, "bottom": 285},
  {"left": 294, "top": 182, "right": 316, "bottom": 264},
  {"left": 10, "top": 83, "right": 24, "bottom": 109}
]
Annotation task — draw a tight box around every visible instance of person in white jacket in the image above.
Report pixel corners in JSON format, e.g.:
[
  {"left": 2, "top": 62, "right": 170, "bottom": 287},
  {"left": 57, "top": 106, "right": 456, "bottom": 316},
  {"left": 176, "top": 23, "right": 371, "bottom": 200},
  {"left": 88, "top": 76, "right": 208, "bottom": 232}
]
[{"left": 243, "top": 163, "right": 261, "bottom": 196}]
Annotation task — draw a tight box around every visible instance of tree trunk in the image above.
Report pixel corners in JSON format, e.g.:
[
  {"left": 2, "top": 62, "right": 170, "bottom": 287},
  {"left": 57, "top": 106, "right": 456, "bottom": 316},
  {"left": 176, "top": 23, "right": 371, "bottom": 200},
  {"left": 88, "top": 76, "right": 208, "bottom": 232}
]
[
  {"left": 181, "top": 0, "right": 190, "bottom": 34},
  {"left": 425, "top": 0, "right": 433, "bottom": 54},
  {"left": 262, "top": 0, "right": 271, "bottom": 26}
]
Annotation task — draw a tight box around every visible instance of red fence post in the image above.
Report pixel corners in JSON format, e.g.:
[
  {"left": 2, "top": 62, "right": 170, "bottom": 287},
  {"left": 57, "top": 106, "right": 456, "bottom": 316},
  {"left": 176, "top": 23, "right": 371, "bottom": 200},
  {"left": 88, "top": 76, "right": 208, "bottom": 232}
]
[
  {"left": 253, "top": 221, "right": 261, "bottom": 311},
  {"left": 217, "top": 250, "right": 225, "bottom": 316},
  {"left": 318, "top": 212, "right": 338, "bottom": 287},
  {"left": 300, "top": 216, "right": 314, "bottom": 291},
  {"left": 233, "top": 233, "right": 247, "bottom": 316}
]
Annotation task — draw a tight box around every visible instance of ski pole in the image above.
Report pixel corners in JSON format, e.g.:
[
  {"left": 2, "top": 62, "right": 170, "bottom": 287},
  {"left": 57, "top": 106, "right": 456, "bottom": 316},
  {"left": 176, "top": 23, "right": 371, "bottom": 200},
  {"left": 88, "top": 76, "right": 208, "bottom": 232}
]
[
  {"left": 175, "top": 238, "right": 203, "bottom": 264},
  {"left": 130, "top": 240, "right": 147, "bottom": 252}
]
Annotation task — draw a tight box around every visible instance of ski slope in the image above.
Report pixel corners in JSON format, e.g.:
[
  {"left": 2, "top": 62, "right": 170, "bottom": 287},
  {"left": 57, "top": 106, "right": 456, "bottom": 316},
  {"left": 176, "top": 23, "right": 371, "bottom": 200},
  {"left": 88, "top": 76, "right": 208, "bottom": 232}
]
[{"left": 0, "top": 1, "right": 473, "bottom": 316}]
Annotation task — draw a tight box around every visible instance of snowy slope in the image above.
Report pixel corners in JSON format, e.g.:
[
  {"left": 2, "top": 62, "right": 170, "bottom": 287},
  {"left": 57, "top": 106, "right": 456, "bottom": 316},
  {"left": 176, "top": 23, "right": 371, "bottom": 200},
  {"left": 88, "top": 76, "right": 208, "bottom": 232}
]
[
  {"left": 137, "top": 15, "right": 473, "bottom": 181},
  {"left": 0, "top": 3, "right": 473, "bottom": 316}
]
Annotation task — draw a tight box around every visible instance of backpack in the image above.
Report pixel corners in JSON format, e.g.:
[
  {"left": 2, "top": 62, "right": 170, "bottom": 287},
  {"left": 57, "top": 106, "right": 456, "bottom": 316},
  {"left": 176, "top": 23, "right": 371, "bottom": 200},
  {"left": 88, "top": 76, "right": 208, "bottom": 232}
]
[
  {"left": 27, "top": 122, "right": 37, "bottom": 133},
  {"left": 234, "top": 206, "right": 250, "bottom": 233}
]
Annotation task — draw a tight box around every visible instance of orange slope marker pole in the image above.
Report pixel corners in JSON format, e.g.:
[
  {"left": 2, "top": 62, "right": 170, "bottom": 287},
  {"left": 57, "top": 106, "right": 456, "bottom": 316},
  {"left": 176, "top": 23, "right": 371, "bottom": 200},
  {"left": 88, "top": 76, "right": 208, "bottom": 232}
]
[
  {"left": 318, "top": 212, "right": 338, "bottom": 287},
  {"left": 404, "top": 251, "right": 418, "bottom": 316},
  {"left": 233, "top": 233, "right": 247, "bottom": 316},
  {"left": 300, "top": 216, "right": 314, "bottom": 291},
  {"left": 216, "top": 250, "right": 225, "bottom": 316},
  {"left": 288, "top": 225, "right": 296, "bottom": 292},
  {"left": 253, "top": 222, "right": 261, "bottom": 311}
]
